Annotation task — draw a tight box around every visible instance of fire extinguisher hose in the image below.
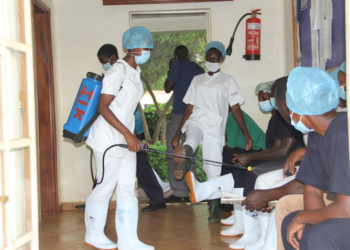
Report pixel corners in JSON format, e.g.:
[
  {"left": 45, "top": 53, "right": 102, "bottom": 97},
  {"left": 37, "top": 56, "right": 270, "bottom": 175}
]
[{"left": 91, "top": 143, "right": 252, "bottom": 185}]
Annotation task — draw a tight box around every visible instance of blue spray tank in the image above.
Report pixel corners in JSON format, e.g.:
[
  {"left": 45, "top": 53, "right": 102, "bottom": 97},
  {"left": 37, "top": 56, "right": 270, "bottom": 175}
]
[{"left": 63, "top": 72, "right": 103, "bottom": 143}]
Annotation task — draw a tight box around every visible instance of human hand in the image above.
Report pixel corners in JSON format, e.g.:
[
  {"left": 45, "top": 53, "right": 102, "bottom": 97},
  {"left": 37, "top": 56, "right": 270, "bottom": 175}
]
[
  {"left": 245, "top": 134, "right": 253, "bottom": 151},
  {"left": 283, "top": 148, "right": 304, "bottom": 178},
  {"left": 241, "top": 190, "right": 269, "bottom": 212},
  {"left": 172, "top": 134, "right": 180, "bottom": 149},
  {"left": 287, "top": 214, "right": 305, "bottom": 250},
  {"left": 232, "top": 153, "right": 252, "bottom": 166},
  {"left": 125, "top": 133, "right": 141, "bottom": 152}
]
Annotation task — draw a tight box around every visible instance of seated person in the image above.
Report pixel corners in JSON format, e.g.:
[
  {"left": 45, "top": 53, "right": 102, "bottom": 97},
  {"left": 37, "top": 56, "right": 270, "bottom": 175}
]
[
  {"left": 281, "top": 67, "right": 350, "bottom": 250},
  {"left": 172, "top": 41, "right": 252, "bottom": 224},
  {"left": 230, "top": 77, "right": 305, "bottom": 197}
]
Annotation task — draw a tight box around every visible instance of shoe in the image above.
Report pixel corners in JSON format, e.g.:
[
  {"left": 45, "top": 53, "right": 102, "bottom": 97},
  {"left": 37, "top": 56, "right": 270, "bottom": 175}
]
[
  {"left": 164, "top": 195, "right": 189, "bottom": 203},
  {"left": 245, "top": 211, "right": 270, "bottom": 250},
  {"left": 221, "top": 213, "right": 235, "bottom": 226},
  {"left": 152, "top": 169, "right": 171, "bottom": 194},
  {"left": 116, "top": 200, "right": 154, "bottom": 250},
  {"left": 208, "top": 199, "right": 221, "bottom": 224},
  {"left": 75, "top": 204, "right": 86, "bottom": 211},
  {"left": 141, "top": 202, "right": 166, "bottom": 212},
  {"left": 221, "top": 204, "right": 244, "bottom": 237},
  {"left": 186, "top": 171, "right": 234, "bottom": 203},
  {"left": 84, "top": 196, "right": 118, "bottom": 250},
  {"left": 262, "top": 209, "right": 277, "bottom": 250},
  {"left": 173, "top": 145, "right": 192, "bottom": 180},
  {"left": 228, "top": 207, "right": 260, "bottom": 250}
]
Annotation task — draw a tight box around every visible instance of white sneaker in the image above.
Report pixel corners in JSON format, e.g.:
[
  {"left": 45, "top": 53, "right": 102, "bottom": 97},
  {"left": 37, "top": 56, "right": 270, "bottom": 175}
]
[
  {"left": 84, "top": 196, "right": 118, "bottom": 250},
  {"left": 152, "top": 168, "right": 171, "bottom": 194},
  {"left": 229, "top": 207, "right": 260, "bottom": 250},
  {"left": 186, "top": 171, "right": 234, "bottom": 203},
  {"left": 116, "top": 200, "right": 154, "bottom": 250}
]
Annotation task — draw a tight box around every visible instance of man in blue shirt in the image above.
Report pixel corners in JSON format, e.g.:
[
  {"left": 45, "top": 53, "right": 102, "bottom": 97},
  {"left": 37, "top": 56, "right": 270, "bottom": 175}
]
[{"left": 164, "top": 45, "right": 204, "bottom": 203}]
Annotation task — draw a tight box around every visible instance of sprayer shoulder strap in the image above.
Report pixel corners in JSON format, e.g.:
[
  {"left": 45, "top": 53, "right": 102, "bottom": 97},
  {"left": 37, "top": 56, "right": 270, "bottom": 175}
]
[{"left": 74, "top": 62, "right": 127, "bottom": 143}]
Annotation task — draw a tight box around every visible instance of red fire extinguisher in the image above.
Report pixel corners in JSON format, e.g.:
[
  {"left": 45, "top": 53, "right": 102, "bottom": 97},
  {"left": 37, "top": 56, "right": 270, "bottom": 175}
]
[
  {"left": 226, "top": 9, "right": 262, "bottom": 61},
  {"left": 245, "top": 9, "right": 261, "bottom": 60}
]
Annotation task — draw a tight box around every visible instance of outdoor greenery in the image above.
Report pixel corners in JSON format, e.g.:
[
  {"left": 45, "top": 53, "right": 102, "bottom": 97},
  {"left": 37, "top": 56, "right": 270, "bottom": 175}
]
[
  {"left": 139, "top": 32, "right": 207, "bottom": 145},
  {"left": 144, "top": 103, "right": 172, "bottom": 140},
  {"left": 146, "top": 141, "right": 207, "bottom": 183}
]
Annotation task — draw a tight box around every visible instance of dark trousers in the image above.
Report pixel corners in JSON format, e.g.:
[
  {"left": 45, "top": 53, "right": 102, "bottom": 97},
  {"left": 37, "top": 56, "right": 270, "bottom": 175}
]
[
  {"left": 282, "top": 211, "right": 350, "bottom": 250},
  {"left": 221, "top": 148, "right": 261, "bottom": 196},
  {"left": 136, "top": 133, "right": 164, "bottom": 205}
]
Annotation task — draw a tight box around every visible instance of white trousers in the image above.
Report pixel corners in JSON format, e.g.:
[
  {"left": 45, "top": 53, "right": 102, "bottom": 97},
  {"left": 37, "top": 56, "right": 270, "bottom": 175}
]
[
  {"left": 90, "top": 149, "right": 137, "bottom": 202},
  {"left": 184, "top": 125, "right": 222, "bottom": 181},
  {"left": 255, "top": 168, "right": 298, "bottom": 190}
]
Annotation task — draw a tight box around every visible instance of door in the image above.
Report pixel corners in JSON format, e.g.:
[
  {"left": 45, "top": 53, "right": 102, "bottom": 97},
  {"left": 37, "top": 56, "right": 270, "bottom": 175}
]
[{"left": 0, "top": 0, "right": 39, "bottom": 249}]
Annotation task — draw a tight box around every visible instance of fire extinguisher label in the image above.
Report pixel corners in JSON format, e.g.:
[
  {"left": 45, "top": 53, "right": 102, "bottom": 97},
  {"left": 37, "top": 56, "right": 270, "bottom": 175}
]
[{"left": 247, "top": 23, "right": 261, "bottom": 30}]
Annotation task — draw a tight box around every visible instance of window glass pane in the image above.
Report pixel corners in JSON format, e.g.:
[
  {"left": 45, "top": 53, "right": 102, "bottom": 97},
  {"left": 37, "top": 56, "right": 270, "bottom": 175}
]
[
  {"left": 3, "top": 0, "right": 19, "bottom": 42},
  {"left": 5, "top": 48, "right": 29, "bottom": 140},
  {"left": 10, "top": 147, "right": 32, "bottom": 241}
]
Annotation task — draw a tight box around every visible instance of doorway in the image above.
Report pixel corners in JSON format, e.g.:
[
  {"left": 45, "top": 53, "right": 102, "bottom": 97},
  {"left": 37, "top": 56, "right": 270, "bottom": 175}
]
[{"left": 33, "top": 0, "right": 59, "bottom": 215}]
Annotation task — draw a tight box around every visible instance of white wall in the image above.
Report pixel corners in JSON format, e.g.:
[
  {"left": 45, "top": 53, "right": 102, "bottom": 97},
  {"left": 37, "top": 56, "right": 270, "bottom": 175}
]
[{"left": 50, "top": 0, "right": 294, "bottom": 203}]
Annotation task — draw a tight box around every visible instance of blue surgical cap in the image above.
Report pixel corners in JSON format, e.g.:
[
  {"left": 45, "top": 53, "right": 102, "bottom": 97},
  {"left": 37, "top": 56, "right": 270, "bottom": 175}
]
[
  {"left": 122, "top": 26, "right": 154, "bottom": 50},
  {"left": 205, "top": 41, "right": 226, "bottom": 60},
  {"left": 329, "top": 68, "right": 340, "bottom": 85},
  {"left": 286, "top": 67, "right": 339, "bottom": 115},
  {"left": 340, "top": 61, "right": 346, "bottom": 73}
]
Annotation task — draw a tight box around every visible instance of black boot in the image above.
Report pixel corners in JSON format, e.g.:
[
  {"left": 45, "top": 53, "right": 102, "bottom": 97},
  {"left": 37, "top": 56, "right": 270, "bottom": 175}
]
[{"left": 208, "top": 199, "right": 221, "bottom": 224}]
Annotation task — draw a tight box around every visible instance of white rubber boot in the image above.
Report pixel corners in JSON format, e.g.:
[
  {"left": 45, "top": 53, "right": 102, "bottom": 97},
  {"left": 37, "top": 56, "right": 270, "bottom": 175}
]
[
  {"left": 186, "top": 171, "right": 234, "bottom": 203},
  {"left": 229, "top": 207, "right": 260, "bottom": 250},
  {"left": 84, "top": 196, "right": 118, "bottom": 250},
  {"left": 152, "top": 168, "right": 171, "bottom": 194},
  {"left": 115, "top": 200, "right": 154, "bottom": 250},
  {"left": 220, "top": 204, "right": 244, "bottom": 237},
  {"left": 221, "top": 213, "right": 235, "bottom": 226},
  {"left": 220, "top": 188, "right": 243, "bottom": 226},
  {"left": 262, "top": 209, "right": 277, "bottom": 250},
  {"left": 244, "top": 211, "right": 270, "bottom": 250}
]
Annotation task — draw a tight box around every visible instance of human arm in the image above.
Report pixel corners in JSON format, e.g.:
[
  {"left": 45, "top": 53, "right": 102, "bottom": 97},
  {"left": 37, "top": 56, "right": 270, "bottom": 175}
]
[
  {"left": 230, "top": 104, "right": 252, "bottom": 151},
  {"left": 242, "top": 179, "right": 305, "bottom": 212},
  {"left": 283, "top": 147, "right": 306, "bottom": 178},
  {"left": 164, "top": 58, "right": 177, "bottom": 93},
  {"left": 98, "top": 94, "right": 141, "bottom": 152},
  {"left": 172, "top": 104, "right": 193, "bottom": 148},
  {"left": 233, "top": 137, "right": 296, "bottom": 166}
]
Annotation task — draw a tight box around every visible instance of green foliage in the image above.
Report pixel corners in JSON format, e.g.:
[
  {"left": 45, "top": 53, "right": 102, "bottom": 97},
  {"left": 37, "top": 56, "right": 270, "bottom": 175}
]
[
  {"left": 146, "top": 141, "right": 207, "bottom": 183},
  {"left": 140, "top": 32, "right": 207, "bottom": 90},
  {"left": 143, "top": 103, "right": 172, "bottom": 140}
]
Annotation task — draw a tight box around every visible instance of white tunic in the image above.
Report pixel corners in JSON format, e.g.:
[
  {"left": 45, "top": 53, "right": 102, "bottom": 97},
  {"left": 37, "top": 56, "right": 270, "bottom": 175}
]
[
  {"left": 182, "top": 71, "right": 245, "bottom": 147},
  {"left": 86, "top": 59, "right": 144, "bottom": 157}
]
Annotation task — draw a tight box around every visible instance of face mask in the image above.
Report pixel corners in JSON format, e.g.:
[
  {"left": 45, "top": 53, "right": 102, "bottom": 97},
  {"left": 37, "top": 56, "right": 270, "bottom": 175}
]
[
  {"left": 340, "top": 85, "right": 347, "bottom": 100},
  {"left": 103, "top": 62, "right": 112, "bottom": 71},
  {"left": 130, "top": 50, "right": 151, "bottom": 65},
  {"left": 290, "top": 112, "right": 314, "bottom": 133},
  {"left": 205, "top": 61, "right": 221, "bottom": 73},
  {"left": 259, "top": 100, "right": 273, "bottom": 112},
  {"left": 270, "top": 97, "right": 279, "bottom": 110}
]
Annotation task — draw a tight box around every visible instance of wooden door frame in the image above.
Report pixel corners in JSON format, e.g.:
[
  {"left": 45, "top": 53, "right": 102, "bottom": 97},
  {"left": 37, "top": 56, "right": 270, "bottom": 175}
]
[{"left": 33, "top": 0, "right": 59, "bottom": 215}]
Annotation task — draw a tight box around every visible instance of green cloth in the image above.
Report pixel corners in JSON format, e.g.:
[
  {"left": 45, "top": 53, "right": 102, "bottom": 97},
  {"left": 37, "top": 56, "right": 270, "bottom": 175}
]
[{"left": 225, "top": 111, "right": 266, "bottom": 151}]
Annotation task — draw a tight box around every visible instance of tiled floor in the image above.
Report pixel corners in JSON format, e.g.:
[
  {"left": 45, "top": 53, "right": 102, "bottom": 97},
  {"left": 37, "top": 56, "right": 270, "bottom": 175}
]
[{"left": 39, "top": 190, "right": 240, "bottom": 250}]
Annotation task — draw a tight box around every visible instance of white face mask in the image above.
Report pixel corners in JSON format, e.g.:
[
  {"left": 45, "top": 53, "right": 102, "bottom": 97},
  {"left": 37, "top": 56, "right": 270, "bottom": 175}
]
[{"left": 205, "top": 61, "right": 221, "bottom": 73}]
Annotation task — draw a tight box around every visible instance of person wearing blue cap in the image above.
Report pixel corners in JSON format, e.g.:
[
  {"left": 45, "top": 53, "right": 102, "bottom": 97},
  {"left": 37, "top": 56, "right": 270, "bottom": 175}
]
[
  {"left": 85, "top": 26, "right": 154, "bottom": 250},
  {"left": 171, "top": 41, "right": 253, "bottom": 224},
  {"left": 280, "top": 67, "right": 350, "bottom": 250}
]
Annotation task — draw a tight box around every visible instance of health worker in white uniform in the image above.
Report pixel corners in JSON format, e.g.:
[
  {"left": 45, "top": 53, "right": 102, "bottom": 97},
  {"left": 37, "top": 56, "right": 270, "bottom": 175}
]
[
  {"left": 172, "top": 41, "right": 253, "bottom": 224},
  {"left": 85, "top": 26, "right": 154, "bottom": 250}
]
